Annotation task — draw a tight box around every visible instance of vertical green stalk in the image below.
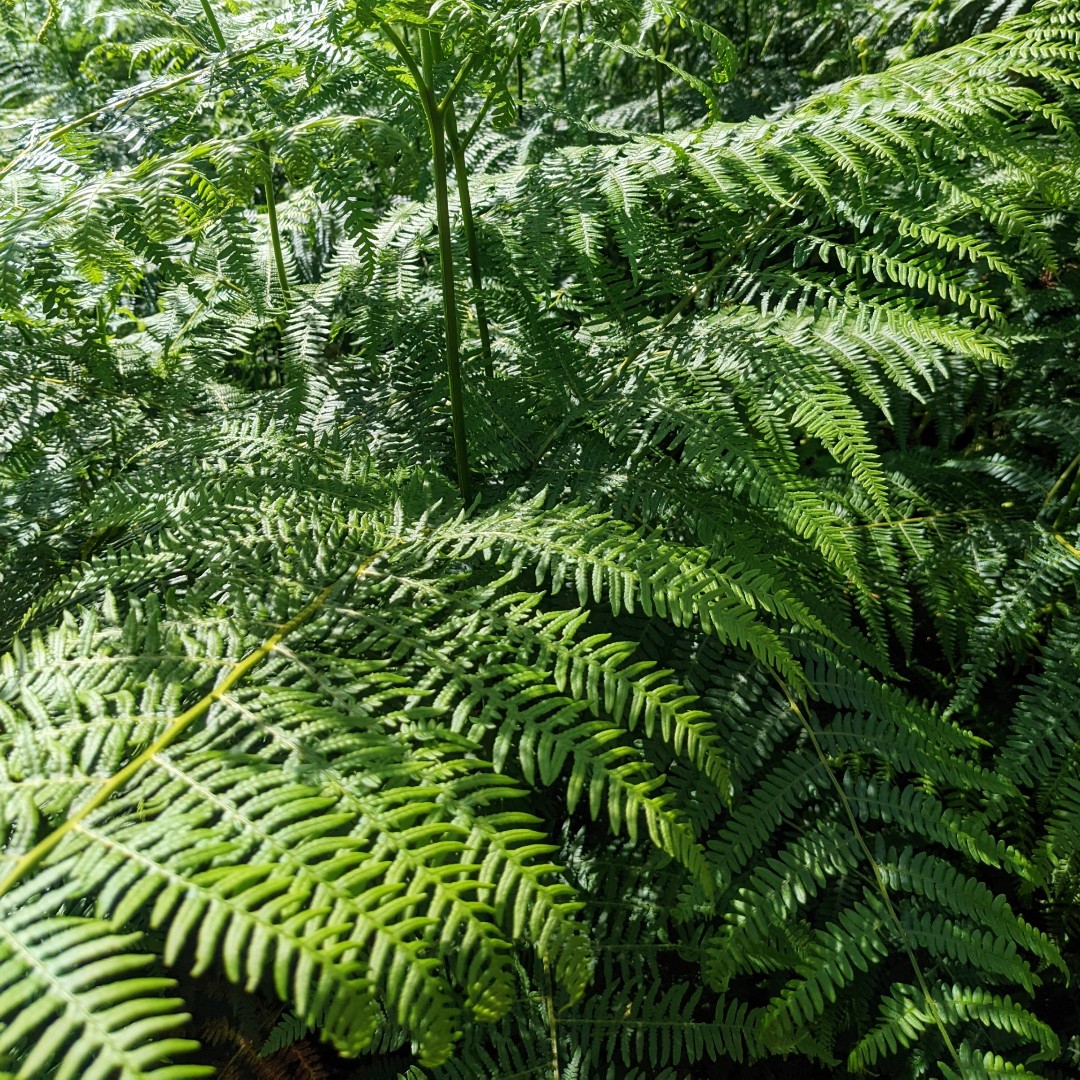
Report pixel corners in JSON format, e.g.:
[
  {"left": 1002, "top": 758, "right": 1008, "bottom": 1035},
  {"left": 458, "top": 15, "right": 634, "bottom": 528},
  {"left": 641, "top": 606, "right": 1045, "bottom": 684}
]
[
  {"left": 650, "top": 28, "right": 665, "bottom": 133},
  {"left": 198, "top": 0, "right": 289, "bottom": 306},
  {"left": 259, "top": 141, "right": 291, "bottom": 305},
  {"left": 445, "top": 108, "right": 493, "bottom": 380},
  {"left": 516, "top": 53, "right": 524, "bottom": 122},
  {"left": 380, "top": 21, "right": 475, "bottom": 501},
  {"left": 420, "top": 30, "right": 472, "bottom": 502},
  {"left": 198, "top": 0, "right": 227, "bottom": 50}
]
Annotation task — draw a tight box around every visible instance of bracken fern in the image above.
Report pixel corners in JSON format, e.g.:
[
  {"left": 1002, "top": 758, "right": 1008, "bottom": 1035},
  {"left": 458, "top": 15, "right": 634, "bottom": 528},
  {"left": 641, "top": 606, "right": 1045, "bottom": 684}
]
[{"left": 3, "top": 0, "right": 1080, "bottom": 1076}]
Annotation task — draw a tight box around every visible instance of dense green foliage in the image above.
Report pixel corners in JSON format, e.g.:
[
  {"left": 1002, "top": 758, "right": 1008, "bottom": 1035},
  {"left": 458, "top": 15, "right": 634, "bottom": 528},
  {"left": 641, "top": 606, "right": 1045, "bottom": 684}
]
[{"left": 3, "top": 0, "right": 1080, "bottom": 1075}]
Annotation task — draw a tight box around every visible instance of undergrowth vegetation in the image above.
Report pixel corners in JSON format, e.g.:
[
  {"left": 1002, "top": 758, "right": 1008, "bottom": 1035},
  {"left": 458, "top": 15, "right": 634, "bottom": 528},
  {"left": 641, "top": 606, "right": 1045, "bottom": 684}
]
[{"left": 3, "top": 0, "right": 1080, "bottom": 1075}]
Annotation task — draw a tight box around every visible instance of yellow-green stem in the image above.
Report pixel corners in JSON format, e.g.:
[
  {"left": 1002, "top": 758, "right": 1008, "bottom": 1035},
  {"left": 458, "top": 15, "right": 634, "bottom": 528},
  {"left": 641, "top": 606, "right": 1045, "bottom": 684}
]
[
  {"left": 1044, "top": 452, "right": 1080, "bottom": 510},
  {"left": 1053, "top": 464, "right": 1080, "bottom": 531},
  {"left": 0, "top": 549, "right": 388, "bottom": 903},
  {"left": 545, "top": 958, "right": 562, "bottom": 1080},
  {"left": 379, "top": 22, "right": 478, "bottom": 500}
]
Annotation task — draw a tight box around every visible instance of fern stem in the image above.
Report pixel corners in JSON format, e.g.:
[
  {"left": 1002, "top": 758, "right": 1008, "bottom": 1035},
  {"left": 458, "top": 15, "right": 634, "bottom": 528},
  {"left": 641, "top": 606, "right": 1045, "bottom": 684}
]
[
  {"left": 1050, "top": 452, "right": 1080, "bottom": 531},
  {"left": 650, "top": 29, "right": 665, "bottom": 133},
  {"left": 380, "top": 22, "right": 426, "bottom": 94},
  {"left": 1054, "top": 531, "right": 1080, "bottom": 559},
  {"left": 544, "top": 958, "right": 561, "bottom": 1080},
  {"left": 841, "top": 508, "right": 984, "bottom": 530},
  {"left": 439, "top": 53, "right": 476, "bottom": 114},
  {"left": 198, "top": 0, "right": 288, "bottom": 306},
  {"left": 197, "top": 0, "right": 227, "bottom": 51},
  {"left": 654, "top": 64, "right": 665, "bottom": 133},
  {"left": 461, "top": 45, "right": 522, "bottom": 149},
  {"left": 516, "top": 53, "right": 524, "bottom": 122},
  {"left": 378, "top": 22, "right": 473, "bottom": 500},
  {"left": 0, "top": 549, "right": 391, "bottom": 904},
  {"left": 445, "top": 107, "right": 493, "bottom": 379},
  {"left": 770, "top": 676, "right": 964, "bottom": 1071},
  {"left": 422, "top": 29, "right": 473, "bottom": 501},
  {"left": 259, "top": 140, "right": 291, "bottom": 305},
  {"left": 1044, "top": 452, "right": 1080, "bottom": 508}
]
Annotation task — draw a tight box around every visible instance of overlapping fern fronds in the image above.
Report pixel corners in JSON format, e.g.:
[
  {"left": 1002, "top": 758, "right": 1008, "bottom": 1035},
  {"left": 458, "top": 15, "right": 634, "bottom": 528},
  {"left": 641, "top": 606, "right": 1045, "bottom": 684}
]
[{"left": 3, "top": 0, "right": 1080, "bottom": 1076}]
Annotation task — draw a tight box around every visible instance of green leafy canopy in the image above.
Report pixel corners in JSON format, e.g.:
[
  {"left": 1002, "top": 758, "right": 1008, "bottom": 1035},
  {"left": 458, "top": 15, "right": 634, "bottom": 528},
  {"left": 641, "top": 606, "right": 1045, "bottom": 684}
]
[{"left": 3, "top": 0, "right": 1080, "bottom": 1075}]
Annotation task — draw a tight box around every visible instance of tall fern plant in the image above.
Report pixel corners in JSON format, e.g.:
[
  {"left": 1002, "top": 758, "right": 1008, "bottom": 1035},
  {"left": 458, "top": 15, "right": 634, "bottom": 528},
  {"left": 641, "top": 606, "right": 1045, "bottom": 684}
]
[{"left": 3, "top": 0, "right": 1080, "bottom": 1076}]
